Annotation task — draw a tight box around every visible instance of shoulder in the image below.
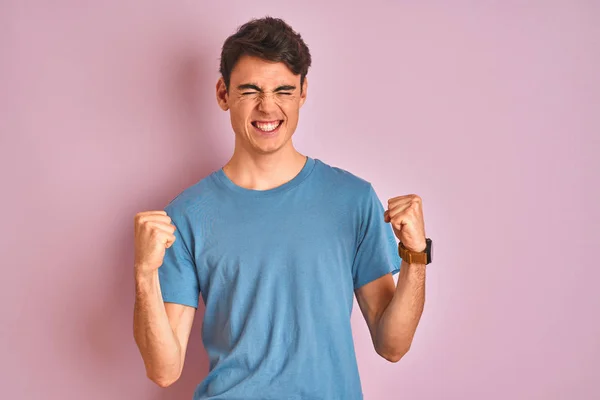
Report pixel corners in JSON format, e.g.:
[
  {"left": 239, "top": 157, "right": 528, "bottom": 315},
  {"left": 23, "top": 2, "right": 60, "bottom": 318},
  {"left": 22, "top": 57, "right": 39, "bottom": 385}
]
[
  {"left": 164, "top": 172, "right": 219, "bottom": 217},
  {"left": 314, "top": 158, "right": 374, "bottom": 197}
]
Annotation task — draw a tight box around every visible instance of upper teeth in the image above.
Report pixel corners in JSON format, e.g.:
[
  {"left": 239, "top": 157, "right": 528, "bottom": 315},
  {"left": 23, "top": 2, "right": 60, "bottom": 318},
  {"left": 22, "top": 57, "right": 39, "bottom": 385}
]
[{"left": 255, "top": 121, "right": 279, "bottom": 132}]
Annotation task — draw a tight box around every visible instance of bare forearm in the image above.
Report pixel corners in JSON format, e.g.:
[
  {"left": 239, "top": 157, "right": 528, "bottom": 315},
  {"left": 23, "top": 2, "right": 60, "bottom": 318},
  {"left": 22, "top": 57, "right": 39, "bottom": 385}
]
[
  {"left": 133, "top": 270, "right": 181, "bottom": 385},
  {"left": 376, "top": 261, "right": 426, "bottom": 361}
]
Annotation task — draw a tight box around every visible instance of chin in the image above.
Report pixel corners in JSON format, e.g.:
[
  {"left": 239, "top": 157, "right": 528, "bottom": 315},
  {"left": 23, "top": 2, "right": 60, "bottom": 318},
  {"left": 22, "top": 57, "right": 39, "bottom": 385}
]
[{"left": 255, "top": 141, "right": 287, "bottom": 154}]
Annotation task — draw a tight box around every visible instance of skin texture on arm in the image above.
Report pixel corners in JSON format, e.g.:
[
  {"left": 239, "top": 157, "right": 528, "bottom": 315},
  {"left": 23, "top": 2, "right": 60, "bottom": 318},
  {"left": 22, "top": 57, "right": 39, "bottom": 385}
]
[
  {"left": 133, "top": 271, "right": 196, "bottom": 387},
  {"left": 355, "top": 273, "right": 396, "bottom": 357},
  {"left": 355, "top": 261, "right": 426, "bottom": 363}
]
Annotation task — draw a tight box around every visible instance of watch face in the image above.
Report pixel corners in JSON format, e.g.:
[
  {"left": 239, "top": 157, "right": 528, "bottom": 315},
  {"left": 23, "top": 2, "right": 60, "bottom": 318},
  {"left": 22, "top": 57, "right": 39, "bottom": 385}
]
[{"left": 427, "top": 238, "right": 433, "bottom": 263}]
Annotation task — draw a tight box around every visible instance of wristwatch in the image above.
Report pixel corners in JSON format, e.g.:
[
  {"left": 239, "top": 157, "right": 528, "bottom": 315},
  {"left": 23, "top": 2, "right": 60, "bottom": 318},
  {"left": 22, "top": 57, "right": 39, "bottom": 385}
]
[{"left": 398, "top": 238, "right": 433, "bottom": 265}]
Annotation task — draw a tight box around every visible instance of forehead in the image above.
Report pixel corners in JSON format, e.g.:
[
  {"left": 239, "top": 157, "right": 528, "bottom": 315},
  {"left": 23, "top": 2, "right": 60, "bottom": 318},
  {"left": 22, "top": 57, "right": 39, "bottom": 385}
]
[{"left": 230, "top": 55, "right": 300, "bottom": 87}]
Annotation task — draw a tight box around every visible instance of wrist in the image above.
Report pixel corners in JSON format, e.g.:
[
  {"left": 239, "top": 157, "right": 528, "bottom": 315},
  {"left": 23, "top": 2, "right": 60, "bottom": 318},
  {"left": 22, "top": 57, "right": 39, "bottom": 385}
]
[
  {"left": 399, "top": 240, "right": 426, "bottom": 253},
  {"left": 398, "top": 238, "right": 432, "bottom": 265},
  {"left": 134, "top": 267, "right": 159, "bottom": 285}
]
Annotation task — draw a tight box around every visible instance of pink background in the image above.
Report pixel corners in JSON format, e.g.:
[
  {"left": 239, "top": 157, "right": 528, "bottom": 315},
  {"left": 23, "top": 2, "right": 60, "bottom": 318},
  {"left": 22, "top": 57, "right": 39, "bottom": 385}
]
[{"left": 2, "top": 1, "right": 599, "bottom": 399}]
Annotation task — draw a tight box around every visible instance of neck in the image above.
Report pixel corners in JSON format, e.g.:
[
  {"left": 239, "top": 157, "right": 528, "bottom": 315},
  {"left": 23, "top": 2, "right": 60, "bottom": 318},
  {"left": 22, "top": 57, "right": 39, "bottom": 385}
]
[{"left": 222, "top": 146, "right": 307, "bottom": 191}]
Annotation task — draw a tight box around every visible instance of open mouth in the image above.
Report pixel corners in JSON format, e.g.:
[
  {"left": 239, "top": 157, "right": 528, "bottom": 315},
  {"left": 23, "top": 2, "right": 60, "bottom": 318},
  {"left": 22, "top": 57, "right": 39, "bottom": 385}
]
[{"left": 251, "top": 120, "right": 284, "bottom": 134}]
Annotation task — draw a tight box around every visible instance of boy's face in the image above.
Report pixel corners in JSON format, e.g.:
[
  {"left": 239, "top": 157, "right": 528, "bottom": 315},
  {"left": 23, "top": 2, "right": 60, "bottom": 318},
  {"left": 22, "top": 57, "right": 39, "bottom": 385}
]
[{"left": 217, "top": 55, "right": 307, "bottom": 155}]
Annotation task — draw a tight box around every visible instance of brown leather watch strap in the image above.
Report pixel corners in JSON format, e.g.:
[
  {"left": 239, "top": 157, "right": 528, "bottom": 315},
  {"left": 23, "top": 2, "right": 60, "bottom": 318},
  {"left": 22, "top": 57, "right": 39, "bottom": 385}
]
[{"left": 398, "top": 241, "right": 428, "bottom": 264}]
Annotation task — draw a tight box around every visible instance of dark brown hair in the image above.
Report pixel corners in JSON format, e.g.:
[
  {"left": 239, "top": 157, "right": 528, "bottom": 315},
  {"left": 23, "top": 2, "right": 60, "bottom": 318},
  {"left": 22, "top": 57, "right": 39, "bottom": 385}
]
[{"left": 219, "top": 17, "right": 312, "bottom": 92}]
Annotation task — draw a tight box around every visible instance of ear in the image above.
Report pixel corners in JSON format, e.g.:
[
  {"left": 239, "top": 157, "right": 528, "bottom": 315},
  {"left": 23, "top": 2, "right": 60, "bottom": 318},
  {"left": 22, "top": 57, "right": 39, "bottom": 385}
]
[
  {"left": 216, "top": 77, "right": 229, "bottom": 111},
  {"left": 299, "top": 76, "right": 308, "bottom": 108}
]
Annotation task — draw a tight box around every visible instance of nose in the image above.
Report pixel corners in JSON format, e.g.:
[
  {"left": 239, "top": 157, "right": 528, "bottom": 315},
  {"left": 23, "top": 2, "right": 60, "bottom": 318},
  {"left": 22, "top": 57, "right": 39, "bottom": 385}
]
[{"left": 257, "top": 93, "right": 278, "bottom": 114}]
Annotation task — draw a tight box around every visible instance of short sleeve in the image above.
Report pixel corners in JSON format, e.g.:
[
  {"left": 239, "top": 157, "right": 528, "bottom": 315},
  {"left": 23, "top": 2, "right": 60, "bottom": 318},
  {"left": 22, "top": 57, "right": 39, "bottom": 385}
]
[
  {"left": 352, "top": 184, "right": 402, "bottom": 290},
  {"left": 158, "top": 202, "right": 200, "bottom": 308}
]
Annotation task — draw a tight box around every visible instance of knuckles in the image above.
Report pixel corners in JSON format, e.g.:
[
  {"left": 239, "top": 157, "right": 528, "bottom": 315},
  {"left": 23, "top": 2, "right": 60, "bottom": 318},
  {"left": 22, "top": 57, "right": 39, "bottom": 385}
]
[
  {"left": 409, "top": 195, "right": 422, "bottom": 205},
  {"left": 134, "top": 212, "right": 172, "bottom": 227},
  {"left": 387, "top": 194, "right": 422, "bottom": 205}
]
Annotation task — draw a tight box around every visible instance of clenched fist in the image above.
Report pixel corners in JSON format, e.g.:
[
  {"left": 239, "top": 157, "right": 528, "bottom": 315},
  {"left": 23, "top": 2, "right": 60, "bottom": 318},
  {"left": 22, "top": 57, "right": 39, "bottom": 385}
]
[{"left": 134, "top": 211, "right": 176, "bottom": 276}]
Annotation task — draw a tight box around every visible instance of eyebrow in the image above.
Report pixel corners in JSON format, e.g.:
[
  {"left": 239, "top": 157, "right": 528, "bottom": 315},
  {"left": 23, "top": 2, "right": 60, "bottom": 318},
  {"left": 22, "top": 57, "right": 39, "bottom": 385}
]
[{"left": 237, "top": 84, "right": 296, "bottom": 92}]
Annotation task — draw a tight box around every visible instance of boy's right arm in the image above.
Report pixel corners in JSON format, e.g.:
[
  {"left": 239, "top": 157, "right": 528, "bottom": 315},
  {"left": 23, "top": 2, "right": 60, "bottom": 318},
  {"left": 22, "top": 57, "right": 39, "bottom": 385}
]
[{"left": 132, "top": 211, "right": 196, "bottom": 387}]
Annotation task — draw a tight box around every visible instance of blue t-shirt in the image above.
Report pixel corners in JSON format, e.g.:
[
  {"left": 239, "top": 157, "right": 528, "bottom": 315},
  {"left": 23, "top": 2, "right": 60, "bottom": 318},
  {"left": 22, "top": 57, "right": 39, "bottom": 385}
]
[{"left": 159, "top": 156, "right": 401, "bottom": 400}]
